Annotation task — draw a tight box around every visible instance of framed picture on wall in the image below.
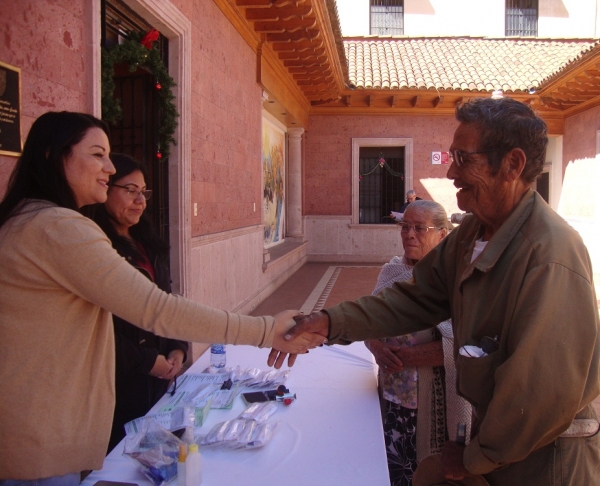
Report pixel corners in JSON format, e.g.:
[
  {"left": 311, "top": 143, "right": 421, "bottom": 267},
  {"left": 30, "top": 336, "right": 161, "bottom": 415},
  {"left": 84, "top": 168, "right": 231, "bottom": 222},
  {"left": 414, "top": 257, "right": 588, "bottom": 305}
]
[
  {"left": 0, "top": 60, "right": 22, "bottom": 157},
  {"left": 262, "top": 115, "right": 286, "bottom": 248}
]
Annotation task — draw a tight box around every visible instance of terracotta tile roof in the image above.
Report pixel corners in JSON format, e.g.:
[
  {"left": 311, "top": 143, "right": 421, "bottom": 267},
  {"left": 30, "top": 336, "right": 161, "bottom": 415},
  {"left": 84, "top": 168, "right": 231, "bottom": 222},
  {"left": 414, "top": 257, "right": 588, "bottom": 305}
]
[{"left": 344, "top": 37, "right": 600, "bottom": 93}]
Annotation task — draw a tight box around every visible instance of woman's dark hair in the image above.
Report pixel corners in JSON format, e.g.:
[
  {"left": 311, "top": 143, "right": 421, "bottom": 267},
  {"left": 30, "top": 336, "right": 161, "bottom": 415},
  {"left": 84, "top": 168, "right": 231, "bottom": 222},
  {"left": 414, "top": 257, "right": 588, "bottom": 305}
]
[
  {"left": 0, "top": 111, "right": 109, "bottom": 228},
  {"left": 92, "top": 153, "right": 169, "bottom": 263},
  {"left": 455, "top": 97, "right": 548, "bottom": 183}
]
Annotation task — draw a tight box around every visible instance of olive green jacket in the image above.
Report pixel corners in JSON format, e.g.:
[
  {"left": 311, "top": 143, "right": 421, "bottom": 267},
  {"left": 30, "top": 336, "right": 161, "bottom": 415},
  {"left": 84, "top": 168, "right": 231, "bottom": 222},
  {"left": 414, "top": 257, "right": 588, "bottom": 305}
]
[{"left": 326, "top": 190, "right": 600, "bottom": 484}]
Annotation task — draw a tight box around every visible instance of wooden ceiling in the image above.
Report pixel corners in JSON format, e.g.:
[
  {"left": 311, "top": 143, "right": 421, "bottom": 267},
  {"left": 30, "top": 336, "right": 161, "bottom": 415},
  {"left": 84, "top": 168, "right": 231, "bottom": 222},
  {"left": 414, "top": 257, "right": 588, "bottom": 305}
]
[
  {"left": 233, "top": 0, "right": 346, "bottom": 104},
  {"left": 535, "top": 55, "right": 600, "bottom": 116}
]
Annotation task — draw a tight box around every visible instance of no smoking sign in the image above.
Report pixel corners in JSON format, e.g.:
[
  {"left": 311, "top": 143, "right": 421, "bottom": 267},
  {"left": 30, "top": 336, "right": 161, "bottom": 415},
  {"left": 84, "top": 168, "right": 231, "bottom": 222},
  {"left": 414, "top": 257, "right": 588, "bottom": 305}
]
[{"left": 431, "top": 151, "right": 449, "bottom": 165}]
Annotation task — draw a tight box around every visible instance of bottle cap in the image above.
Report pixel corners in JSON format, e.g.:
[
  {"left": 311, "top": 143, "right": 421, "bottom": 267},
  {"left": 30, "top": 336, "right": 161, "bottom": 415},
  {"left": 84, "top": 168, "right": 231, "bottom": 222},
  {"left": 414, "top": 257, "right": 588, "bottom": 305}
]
[
  {"left": 188, "top": 443, "right": 199, "bottom": 453},
  {"left": 178, "top": 443, "right": 188, "bottom": 462}
]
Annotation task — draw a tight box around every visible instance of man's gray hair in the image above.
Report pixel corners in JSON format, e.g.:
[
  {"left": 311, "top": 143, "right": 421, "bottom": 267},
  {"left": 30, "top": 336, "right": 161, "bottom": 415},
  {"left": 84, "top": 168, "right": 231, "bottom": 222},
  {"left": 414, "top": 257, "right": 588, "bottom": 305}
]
[
  {"left": 404, "top": 200, "right": 451, "bottom": 231},
  {"left": 456, "top": 97, "right": 548, "bottom": 183}
]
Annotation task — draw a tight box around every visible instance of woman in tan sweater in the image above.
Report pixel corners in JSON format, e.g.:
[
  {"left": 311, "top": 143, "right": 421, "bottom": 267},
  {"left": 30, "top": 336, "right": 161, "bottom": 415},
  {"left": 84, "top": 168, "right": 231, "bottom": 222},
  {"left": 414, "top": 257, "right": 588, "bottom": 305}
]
[{"left": 0, "top": 112, "right": 323, "bottom": 484}]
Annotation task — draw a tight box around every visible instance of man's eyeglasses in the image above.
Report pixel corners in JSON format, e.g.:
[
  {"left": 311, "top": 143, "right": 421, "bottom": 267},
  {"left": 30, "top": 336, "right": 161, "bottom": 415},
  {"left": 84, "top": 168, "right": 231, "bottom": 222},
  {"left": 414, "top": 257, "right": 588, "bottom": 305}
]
[
  {"left": 111, "top": 184, "right": 152, "bottom": 200},
  {"left": 449, "top": 148, "right": 507, "bottom": 167},
  {"left": 397, "top": 222, "right": 442, "bottom": 235}
]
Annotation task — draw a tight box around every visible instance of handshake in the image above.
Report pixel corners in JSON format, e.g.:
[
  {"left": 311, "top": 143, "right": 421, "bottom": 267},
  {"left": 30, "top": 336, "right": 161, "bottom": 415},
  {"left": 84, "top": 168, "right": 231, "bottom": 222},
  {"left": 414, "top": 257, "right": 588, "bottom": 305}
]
[{"left": 267, "top": 310, "right": 331, "bottom": 369}]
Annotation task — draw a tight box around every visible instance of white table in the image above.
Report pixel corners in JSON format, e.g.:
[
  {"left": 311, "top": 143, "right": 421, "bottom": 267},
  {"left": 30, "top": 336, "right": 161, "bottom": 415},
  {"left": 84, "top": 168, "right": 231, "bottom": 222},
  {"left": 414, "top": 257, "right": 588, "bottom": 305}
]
[{"left": 82, "top": 343, "right": 389, "bottom": 486}]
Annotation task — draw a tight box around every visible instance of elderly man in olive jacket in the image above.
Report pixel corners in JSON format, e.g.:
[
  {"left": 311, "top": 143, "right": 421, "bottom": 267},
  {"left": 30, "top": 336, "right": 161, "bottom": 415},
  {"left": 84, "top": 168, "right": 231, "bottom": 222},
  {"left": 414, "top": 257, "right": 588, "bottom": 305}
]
[{"left": 277, "top": 98, "right": 600, "bottom": 486}]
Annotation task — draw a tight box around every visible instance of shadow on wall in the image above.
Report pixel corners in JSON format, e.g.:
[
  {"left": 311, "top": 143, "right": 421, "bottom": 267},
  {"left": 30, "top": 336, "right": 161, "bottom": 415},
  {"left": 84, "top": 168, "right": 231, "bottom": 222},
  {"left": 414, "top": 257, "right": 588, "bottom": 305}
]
[
  {"left": 540, "top": 0, "right": 569, "bottom": 18},
  {"left": 405, "top": 0, "right": 435, "bottom": 15}
]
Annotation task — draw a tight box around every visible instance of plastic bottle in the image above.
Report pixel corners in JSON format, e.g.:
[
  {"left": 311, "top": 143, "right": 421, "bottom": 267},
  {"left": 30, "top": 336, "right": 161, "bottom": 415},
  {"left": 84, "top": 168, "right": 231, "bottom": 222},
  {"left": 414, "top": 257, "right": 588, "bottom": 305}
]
[
  {"left": 210, "top": 344, "right": 226, "bottom": 369},
  {"left": 185, "top": 443, "right": 202, "bottom": 486},
  {"left": 177, "top": 443, "right": 187, "bottom": 486}
]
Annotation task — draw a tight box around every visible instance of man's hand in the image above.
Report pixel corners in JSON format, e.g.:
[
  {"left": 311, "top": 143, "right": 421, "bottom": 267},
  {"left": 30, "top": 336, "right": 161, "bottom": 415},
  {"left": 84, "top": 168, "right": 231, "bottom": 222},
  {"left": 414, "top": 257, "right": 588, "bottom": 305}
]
[
  {"left": 441, "top": 441, "right": 473, "bottom": 481},
  {"left": 365, "top": 339, "right": 404, "bottom": 373},
  {"left": 268, "top": 310, "right": 328, "bottom": 369},
  {"left": 287, "top": 311, "right": 330, "bottom": 340}
]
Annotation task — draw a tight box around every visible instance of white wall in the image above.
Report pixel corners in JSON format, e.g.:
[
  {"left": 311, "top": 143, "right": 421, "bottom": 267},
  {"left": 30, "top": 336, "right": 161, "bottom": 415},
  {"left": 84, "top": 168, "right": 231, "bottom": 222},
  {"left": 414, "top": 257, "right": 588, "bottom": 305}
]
[
  {"left": 337, "top": 0, "right": 600, "bottom": 38},
  {"left": 539, "top": 0, "right": 600, "bottom": 38},
  {"left": 338, "top": 0, "right": 371, "bottom": 37}
]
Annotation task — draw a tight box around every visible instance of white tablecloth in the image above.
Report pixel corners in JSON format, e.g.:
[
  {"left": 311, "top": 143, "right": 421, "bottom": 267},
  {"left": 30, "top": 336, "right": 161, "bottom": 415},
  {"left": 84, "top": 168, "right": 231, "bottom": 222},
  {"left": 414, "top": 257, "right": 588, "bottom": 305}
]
[{"left": 82, "top": 343, "right": 389, "bottom": 486}]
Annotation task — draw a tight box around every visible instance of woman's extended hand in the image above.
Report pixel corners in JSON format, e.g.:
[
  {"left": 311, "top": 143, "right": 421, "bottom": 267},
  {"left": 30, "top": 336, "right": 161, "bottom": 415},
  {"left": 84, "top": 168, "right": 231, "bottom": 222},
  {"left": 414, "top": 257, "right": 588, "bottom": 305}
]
[
  {"left": 268, "top": 310, "right": 328, "bottom": 369},
  {"left": 365, "top": 339, "right": 404, "bottom": 373}
]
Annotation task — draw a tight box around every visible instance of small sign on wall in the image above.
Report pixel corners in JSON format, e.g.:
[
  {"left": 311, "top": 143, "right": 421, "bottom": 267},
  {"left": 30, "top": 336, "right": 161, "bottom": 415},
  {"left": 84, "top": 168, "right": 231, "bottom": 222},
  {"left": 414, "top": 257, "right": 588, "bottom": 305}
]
[
  {"left": 0, "top": 60, "right": 22, "bottom": 157},
  {"left": 431, "top": 151, "right": 449, "bottom": 165}
]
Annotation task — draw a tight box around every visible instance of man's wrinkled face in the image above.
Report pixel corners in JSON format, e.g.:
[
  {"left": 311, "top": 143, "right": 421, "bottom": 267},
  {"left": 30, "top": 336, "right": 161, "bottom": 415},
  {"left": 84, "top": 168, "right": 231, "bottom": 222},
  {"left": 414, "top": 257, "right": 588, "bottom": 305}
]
[{"left": 446, "top": 123, "right": 506, "bottom": 222}]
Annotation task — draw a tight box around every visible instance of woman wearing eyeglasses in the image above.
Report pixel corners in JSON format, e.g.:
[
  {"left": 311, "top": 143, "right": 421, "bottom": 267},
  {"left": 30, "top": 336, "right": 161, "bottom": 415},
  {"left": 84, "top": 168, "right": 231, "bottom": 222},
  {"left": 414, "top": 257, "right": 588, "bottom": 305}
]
[
  {"left": 365, "top": 200, "right": 471, "bottom": 486},
  {"left": 91, "top": 153, "right": 188, "bottom": 453},
  {"left": 0, "top": 112, "right": 324, "bottom": 484}
]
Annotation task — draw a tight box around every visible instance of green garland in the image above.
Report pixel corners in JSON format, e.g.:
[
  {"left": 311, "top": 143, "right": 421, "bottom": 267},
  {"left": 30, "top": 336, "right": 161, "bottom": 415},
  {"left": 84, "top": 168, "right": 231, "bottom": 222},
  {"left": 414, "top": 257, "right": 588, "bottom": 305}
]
[
  {"left": 360, "top": 157, "right": 404, "bottom": 179},
  {"left": 101, "top": 31, "right": 178, "bottom": 159}
]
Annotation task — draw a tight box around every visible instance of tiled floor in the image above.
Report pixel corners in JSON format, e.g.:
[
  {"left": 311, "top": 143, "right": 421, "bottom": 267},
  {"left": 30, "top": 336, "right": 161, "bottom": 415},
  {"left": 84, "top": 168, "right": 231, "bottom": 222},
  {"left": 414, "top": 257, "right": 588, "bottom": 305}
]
[
  {"left": 250, "top": 262, "right": 382, "bottom": 316},
  {"left": 251, "top": 261, "right": 600, "bottom": 416}
]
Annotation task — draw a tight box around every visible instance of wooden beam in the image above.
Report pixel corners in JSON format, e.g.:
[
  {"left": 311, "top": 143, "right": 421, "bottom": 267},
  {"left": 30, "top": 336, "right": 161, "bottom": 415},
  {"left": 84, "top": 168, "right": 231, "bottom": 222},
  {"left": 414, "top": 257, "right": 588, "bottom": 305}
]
[
  {"left": 344, "top": 95, "right": 352, "bottom": 106},
  {"left": 283, "top": 56, "right": 327, "bottom": 67},
  {"left": 434, "top": 96, "right": 444, "bottom": 107},
  {"left": 368, "top": 95, "right": 374, "bottom": 107},
  {"left": 266, "top": 29, "right": 320, "bottom": 42},
  {"left": 411, "top": 95, "right": 421, "bottom": 108},
  {"left": 253, "top": 18, "right": 317, "bottom": 33},
  {"left": 271, "top": 39, "right": 323, "bottom": 52},
  {"left": 390, "top": 95, "right": 398, "bottom": 107},
  {"left": 237, "top": 0, "right": 302, "bottom": 6},
  {"left": 245, "top": 5, "right": 312, "bottom": 20}
]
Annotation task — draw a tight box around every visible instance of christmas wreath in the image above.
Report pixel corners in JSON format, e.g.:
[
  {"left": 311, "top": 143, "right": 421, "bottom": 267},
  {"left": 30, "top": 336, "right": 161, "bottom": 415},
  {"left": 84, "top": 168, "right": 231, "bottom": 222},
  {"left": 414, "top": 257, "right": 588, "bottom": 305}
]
[{"left": 101, "top": 29, "right": 178, "bottom": 159}]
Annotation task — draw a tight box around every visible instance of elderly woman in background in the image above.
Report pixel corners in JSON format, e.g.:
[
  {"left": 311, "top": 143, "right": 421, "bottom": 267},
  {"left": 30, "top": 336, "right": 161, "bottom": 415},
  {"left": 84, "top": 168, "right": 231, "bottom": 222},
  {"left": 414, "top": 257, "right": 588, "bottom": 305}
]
[
  {"left": 92, "top": 153, "right": 188, "bottom": 452},
  {"left": 366, "top": 200, "right": 471, "bottom": 486}
]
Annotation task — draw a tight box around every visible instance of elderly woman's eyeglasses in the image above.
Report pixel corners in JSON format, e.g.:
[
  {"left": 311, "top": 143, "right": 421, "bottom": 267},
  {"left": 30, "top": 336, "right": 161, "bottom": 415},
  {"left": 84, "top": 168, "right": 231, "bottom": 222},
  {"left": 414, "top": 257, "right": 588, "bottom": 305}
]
[
  {"left": 449, "top": 148, "right": 506, "bottom": 167},
  {"left": 397, "top": 223, "right": 442, "bottom": 234},
  {"left": 111, "top": 184, "right": 152, "bottom": 200}
]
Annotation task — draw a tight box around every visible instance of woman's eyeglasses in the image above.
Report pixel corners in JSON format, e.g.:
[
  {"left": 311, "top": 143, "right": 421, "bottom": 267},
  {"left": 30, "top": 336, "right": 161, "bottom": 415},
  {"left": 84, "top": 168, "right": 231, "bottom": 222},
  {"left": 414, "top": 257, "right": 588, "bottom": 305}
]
[
  {"left": 397, "top": 222, "right": 442, "bottom": 235},
  {"left": 111, "top": 184, "right": 152, "bottom": 200}
]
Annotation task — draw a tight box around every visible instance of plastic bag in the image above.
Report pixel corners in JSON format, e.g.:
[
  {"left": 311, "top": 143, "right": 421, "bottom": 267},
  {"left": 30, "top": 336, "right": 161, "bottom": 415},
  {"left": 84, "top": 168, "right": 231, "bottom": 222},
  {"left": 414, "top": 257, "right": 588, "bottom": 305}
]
[
  {"left": 123, "top": 419, "right": 184, "bottom": 486},
  {"left": 200, "top": 402, "right": 279, "bottom": 449},
  {"left": 230, "top": 367, "right": 289, "bottom": 388}
]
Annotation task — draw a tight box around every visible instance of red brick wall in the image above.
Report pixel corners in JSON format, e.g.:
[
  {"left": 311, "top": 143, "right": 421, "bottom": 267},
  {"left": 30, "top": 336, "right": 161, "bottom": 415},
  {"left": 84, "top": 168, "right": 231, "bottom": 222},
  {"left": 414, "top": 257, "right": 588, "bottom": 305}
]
[
  {"left": 0, "top": 0, "right": 88, "bottom": 198},
  {"left": 304, "top": 114, "right": 459, "bottom": 215},
  {"left": 563, "top": 105, "right": 600, "bottom": 174},
  {"left": 177, "top": 0, "right": 263, "bottom": 237}
]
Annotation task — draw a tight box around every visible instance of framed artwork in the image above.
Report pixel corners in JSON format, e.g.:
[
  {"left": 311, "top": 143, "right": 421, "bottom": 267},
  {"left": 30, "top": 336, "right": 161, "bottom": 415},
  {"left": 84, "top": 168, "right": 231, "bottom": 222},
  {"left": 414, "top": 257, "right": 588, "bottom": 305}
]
[
  {"left": 262, "top": 116, "right": 286, "bottom": 248},
  {"left": 0, "top": 60, "right": 22, "bottom": 157}
]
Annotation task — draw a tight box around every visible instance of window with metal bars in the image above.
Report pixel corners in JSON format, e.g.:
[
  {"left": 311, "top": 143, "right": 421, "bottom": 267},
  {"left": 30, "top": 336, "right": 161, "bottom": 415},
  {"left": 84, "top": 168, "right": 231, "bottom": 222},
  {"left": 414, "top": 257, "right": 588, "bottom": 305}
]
[
  {"left": 506, "top": 0, "right": 538, "bottom": 36},
  {"left": 101, "top": 0, "right": 171, "bottom": 244},
  {"left": 359, "top": 147, "right": 405, "bottom": 224},
  {"left": 370, "top": 0, "right": 404, "bottom": 36}
]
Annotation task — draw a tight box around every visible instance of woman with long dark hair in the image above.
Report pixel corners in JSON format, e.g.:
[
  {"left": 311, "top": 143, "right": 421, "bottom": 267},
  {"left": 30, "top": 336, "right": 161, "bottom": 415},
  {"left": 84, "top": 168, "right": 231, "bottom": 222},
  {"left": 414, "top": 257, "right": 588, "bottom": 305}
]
[
  {"left": 0, "top": 111, "right": 322, "bottom": 485},
  {"left": 93, "top": 153, "right": 188, "bottom": 452}
]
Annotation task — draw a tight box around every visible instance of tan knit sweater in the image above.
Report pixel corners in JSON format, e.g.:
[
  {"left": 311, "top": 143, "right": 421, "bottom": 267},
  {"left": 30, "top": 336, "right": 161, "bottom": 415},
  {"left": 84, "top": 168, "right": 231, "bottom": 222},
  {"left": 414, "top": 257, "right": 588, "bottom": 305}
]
[{"left": 0, "top": 201, "right": 275, "bottom": 479}]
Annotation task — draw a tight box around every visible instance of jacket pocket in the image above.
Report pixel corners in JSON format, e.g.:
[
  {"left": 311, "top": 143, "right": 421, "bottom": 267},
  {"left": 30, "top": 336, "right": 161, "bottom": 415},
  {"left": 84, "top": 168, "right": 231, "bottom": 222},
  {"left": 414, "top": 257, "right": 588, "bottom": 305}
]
[{"left": 456, "top": 350, "right": 503, "bottom": 408}]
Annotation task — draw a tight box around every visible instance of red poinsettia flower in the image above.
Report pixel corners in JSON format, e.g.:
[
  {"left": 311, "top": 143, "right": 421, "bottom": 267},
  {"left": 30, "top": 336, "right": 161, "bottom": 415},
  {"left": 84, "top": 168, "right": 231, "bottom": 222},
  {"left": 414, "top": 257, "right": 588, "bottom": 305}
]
[{"left": 140, "top": 29, "right": 160, "bottom": 49}]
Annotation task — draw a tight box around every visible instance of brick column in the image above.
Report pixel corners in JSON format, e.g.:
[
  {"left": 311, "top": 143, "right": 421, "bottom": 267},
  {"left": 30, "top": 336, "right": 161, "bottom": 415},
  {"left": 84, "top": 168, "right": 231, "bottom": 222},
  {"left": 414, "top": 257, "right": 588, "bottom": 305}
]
[{"left": 287, "top": 127, "right": 305, "bottom": 238}]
